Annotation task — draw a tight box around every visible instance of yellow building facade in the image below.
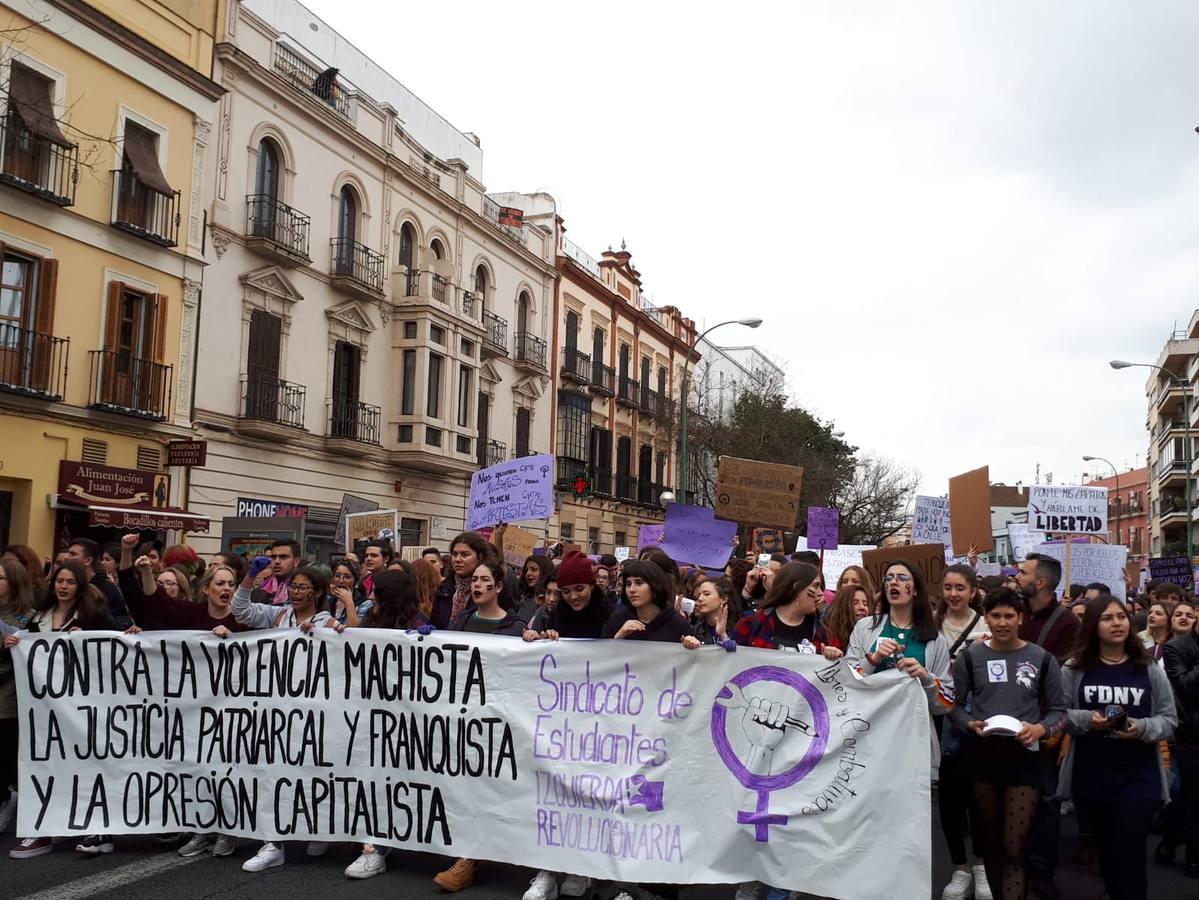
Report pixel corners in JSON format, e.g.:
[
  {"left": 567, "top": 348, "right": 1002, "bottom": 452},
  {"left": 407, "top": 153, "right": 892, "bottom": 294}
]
[{"left": 0, "top": 0, "right": 221, "bottom": 552}]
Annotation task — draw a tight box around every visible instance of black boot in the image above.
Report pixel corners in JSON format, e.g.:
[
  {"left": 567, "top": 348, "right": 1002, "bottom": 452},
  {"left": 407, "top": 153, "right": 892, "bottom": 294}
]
[{"left": 1157, "top": 836, "right": 1179, "bottom": 865}]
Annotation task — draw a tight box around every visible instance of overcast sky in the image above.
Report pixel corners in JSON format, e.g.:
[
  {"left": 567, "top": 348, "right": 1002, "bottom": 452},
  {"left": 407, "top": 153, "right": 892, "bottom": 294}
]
[{"left": 302, "top": 0, "right": 1199, "bottom": 493}]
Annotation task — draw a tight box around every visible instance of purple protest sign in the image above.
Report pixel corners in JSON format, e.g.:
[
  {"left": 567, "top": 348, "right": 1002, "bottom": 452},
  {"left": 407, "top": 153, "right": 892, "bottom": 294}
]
[
  {"left": 637, "top": 524, "right": 664, "bottom": 551},
  {"left": 806, "top": 507, "right": 840, "bottom": 550},
  {"left": 660, "top": 503, "right": 738, "bottom": 569},
  {"left": 466, "top": 454, "right": 554, "bottom": 531}
]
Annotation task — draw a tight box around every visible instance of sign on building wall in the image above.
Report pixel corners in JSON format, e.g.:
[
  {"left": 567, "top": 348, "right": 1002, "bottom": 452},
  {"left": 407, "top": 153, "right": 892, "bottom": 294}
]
[{"left": 57, "top": 461, "right": 169, "bottom": 508}]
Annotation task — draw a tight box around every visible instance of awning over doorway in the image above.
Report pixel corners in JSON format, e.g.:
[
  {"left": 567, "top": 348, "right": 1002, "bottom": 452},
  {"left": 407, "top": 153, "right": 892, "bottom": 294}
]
[{"left": 53, "top": 497, "right": 210, "bottom": 533}]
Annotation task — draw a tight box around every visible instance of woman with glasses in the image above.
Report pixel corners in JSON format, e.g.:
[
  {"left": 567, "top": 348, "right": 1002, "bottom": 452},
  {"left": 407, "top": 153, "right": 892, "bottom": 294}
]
[
  {"left": 329, "top": 558, "right": 362, "bottom": 624},
  {"left": 154, "top": 566, "right": 193, "bottom": 604}
]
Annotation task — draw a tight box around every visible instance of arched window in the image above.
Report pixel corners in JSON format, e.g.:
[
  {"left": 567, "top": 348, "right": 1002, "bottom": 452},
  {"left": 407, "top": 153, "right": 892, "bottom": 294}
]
[
  {"left": 474, "top": 266, "right": 488, "bottom": 296},
  {"left": 430, "top": 238, "right": 444, "bottom": 261},
  {"left": 516, "top": 290, "right": 530, "bottom": 335},
  {"left": 255, "top": 139, "right": 280, "bottom": 200},
  {"left": 337, "top": 186, "right": 357, "bottom": 243},
  {"left": 399, "top": 223, "right": 416, "bottom": 269}
]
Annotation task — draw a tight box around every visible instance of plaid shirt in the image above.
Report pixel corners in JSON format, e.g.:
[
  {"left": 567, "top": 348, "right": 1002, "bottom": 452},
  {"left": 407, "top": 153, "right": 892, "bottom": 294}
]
[{"left": 733, "top": 607, "right": 839, "bottom": 652}]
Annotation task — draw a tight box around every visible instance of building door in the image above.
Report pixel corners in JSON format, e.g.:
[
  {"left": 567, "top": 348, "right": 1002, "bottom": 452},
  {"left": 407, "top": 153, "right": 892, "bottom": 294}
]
[{"left": 330, "top": 341, "right": 360, "bottom": 437}]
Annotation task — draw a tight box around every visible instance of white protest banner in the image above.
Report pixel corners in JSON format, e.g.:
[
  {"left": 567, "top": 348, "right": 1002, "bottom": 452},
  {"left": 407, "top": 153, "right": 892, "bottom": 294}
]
[
  {"left": 15, "top": 631, "right": 930, "bottom": 899},
  {"left": 795, "top": 536, "right": 876, "bottom": 588},
  {"left": 1006, "top": 523, "right": 1044, "bottom": 561},
  {"left": 1028, "top": 485, "right": 1108, "bottom": 536},
  {"left": 912, "top": 496, "right": 951, "bottom": 547},
  {"left": 1030, "top": 542, "right": 1128, "bottom": 600},
  {"left": 467, "top": 454, "right": 555, "bottom": 531}
]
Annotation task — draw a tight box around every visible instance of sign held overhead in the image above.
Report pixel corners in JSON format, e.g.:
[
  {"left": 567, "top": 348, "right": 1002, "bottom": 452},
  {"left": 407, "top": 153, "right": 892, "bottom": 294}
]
[{"left": 713, "top": 456, "right": 803, "bottom": 529}]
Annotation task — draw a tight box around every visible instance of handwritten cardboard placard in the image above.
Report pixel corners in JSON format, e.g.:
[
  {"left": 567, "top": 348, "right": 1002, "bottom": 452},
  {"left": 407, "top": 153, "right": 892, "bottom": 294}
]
[
  {"left": 750, "top": 528, "right": 785, "bottom": 554},
  {"left": 345, "top": 509, "right": 400, "bottom": 553},
  {"left": 948, "top": 466, "right": 993, "bottom": 555},
  {"left": 334, "top": 494, "right": 380, "bottom": 546},
  {"left": 501, "top": 525, "right": 539, "bottom": 570},
  {"left": 861, "top": 543, "right": 948, "bottom": 596},
  {"left": 806, "top": 507, "right": 840, "bottom": 550},
  {"left": 1027, "top": 485, "right": 1108, "bottom": 536},
  {"left": 661, "top": 503, "right": 737, "bottom": 569},
  {"left": 714, "top": 456, "right": 803, "bottom": 529},
  {"left": 637, "top": 524, "right": 664, "bottom": 552},
  {"left": 1032, "top": 541, "right": 1127, "bottom": 600},
  {"left": 911, "top": 496, "right": 951, "bottom": 547},
  {"left": 467, "top": 454, "right": 554, "bottom": 531},
  {"left": 1148, "top": 556, "right": 1192, "bottom": 588},
  {"left": 795, "top": 536, "right": 876, "bottom": 589},
  {"left": 614, "top": 546, "right": 631, "bottom": 562},
  {"left": 1006, "top": 523, "right": 1045, "bottom": 561}
]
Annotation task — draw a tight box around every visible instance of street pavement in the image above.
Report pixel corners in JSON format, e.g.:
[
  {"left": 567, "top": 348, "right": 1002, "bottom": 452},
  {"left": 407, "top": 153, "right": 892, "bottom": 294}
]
[{"left": 0, "top": 809, "right": 1196, "bottom": 899}]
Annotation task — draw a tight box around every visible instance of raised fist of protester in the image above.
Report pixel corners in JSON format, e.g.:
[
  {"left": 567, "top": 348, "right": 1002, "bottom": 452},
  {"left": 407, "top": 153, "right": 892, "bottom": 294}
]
[
  {"left": 248, "top": 555, "right": 272, "bottom": 579},
  {"left": 742, "top": 696, "right": 788, "bottom": 752},
  {"left": 122, "top": 533, "right": 140, "bottom": 549},
  {"left": 134, "top": 555, "right": 153, "bottom": 572}
]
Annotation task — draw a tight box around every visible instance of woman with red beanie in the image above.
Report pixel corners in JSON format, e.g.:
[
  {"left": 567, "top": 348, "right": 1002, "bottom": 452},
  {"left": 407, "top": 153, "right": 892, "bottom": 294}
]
[{"left": 523, "top": 551, "right": 612, "bottom": 643}]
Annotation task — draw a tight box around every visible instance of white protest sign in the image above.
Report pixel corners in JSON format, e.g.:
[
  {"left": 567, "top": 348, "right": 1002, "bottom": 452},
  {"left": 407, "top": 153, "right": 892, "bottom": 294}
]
[
  {"left": 1028, "top": 485, "right": 1108, "bottom": 536},
  {"left": 975, "top": 562, "right": 1002, "bottom": 578},
  {"left": 615, "top": 546, "right": 631, "bottom": 562},
  {"left": 1006, "top": 523, "right": 1045, "bottom": 561},
  {"left": 911, "top": 496, "right": 951, "bottom": 547},
  {"left": 1030, "top": 542, "right": 1128, "bottom": 600},
  {"left": 15, "top": 631, "right": 930, "bottom": 898},
  {"left": 795, "top": 536, "right": 877, "bottom": 588},
  {"left": 467, "top": 454, "right": 555, "bottom": 531}
]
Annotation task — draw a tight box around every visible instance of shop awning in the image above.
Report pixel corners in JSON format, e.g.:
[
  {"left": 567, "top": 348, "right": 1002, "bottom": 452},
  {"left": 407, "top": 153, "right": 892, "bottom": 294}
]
[{"left": 53, "top": 497, "right": 210, "bottom": 533}]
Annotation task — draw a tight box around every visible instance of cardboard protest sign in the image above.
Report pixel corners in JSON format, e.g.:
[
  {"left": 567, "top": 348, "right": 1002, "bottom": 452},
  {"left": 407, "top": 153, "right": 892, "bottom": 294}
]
[
  {"left": 861, "top": 543, "right": 948, "bottom": 596},
  {"left": 501, "top": 525, "right": 539, "bottom": 570},
  {"left": 750, "top": 528, "right": 785, "bottom": 554},
  {"left": 661, "top": 503, "right": 737, "bottom": 569},
  {"left": 345, "top": 509, "right": 400, "bottom": 553},
  {"left": 1028, "top": 485, "right": 1108, "bottom": 536},
  {"left": 948, "top": 467, "right": 993, "bottom": 555},
  {"left": 912, "top": 496, "right": 951, "bottom": 547},
  {"left": 13, "top": 631, "right": 932, "bottom": 897},
  {"left": 805, "top": 507, "right": 840, "bottom": 550},
  {"left": 795, "top": 536, "right": 876, "bottom": 589},
  {"left": 1148, "top": 556, "right": 1192, "bottom": 588},
  {"left": 467, "top": 454, "right": 554, "bottom": 531},
  {"left": 714, "top": 457, "right": 803, "bottom": 529},
  {"left": 334, "top": 494, "right": 380, "bottom": 546},
  {"left": 614, "top": 546, "right": 631, "bottom": 562},
  {"left": 637, "top": 524, "right": 664, "bottom": 552},
  {"left": 975, "top": 562, "right": 1003, "bottom": 578},
  {"left": 1006, "top": 523, "right": 1045, "bottom": 561},
  {"left": 1032, "top": 542, "right": 1128, "bottom": 600}
]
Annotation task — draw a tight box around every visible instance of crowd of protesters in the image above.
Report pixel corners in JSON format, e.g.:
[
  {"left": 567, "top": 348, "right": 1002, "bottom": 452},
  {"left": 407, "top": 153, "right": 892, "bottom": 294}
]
[{"left": 0, "top": 526, "right": 1194, "bottom": 900}]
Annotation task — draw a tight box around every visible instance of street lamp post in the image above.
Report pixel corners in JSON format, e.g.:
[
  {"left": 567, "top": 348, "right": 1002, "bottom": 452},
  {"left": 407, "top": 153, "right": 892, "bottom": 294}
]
[
  {"left": 678, "top": 318, "right": 763, "bottom": 505},
  {"left": 1081, "top": 455, "right": 1121, "bottom": 546},
  {"left": 1110, "top": 360, "right": 1192, "bottom": 563}
]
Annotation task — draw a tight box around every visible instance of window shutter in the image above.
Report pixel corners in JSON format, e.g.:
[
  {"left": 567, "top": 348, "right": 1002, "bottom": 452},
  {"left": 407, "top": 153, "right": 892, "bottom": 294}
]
[
  {"left": 103, "top": 281, "right": 123, "bottom": 350},
  {"left": 30, "top": 258, "right": 58, "bottom": 391},
  {"left": 515, "top": 407, "right": 530, "bottom": 457},
  {"left": 151, "top": 293, "right": 168, "bottom": 362}
]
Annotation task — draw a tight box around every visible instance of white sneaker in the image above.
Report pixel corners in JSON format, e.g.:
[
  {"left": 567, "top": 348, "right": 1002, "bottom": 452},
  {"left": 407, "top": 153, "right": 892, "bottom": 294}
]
[
  {"left": 242, "top": 842, "right": 285, "bottom": 872},
  {"left": 212, "top": 835, "right": 237, "bottom": 857},
  {"left": 734, "top": 883, "right": 761, "bottom": 900},
  {"left": 345, "top": 849, "right": 386, "bottom": 880},
  {"left": 306, "top": 842, "right": 329, "bottom": 857},
  {"left": 0, "top": 794, "right": 15, "bottom": 832},
  {"left": 972, "top": 865, "right": 992, "bottom": 900},
  {"left": 178, "top": 834, "right": 213, "bottom": 857},
  {"left": 560, "top": 874, "right": 590, "bottom": 897},
  {"left": 523, "top": 870, "right": 559, "bottom": 900},
  {"left": 942, "top": 869, "right": 973, "bottom": 900}
]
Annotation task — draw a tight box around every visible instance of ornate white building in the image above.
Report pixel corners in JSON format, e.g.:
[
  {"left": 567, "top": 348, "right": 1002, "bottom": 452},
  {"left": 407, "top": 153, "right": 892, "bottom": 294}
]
[{"left": 190, "top": 0, "right": 554, "bottom": 559}]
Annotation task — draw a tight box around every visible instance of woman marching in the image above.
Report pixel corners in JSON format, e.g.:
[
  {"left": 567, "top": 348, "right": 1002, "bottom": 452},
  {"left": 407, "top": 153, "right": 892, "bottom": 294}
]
[
  {"left": 949, "top": 588, "right": 1067, "bottom": 900},
  {"left": 1139, "top": 599, "right": 1175, "bottom": 665},
  {"left": 1060, "top": 594, "right": 1176, "bottom": 900},
  {"left": 731, "top": 562, "right": 842, "bottom": 658},
  {"left": 516, "top": 556, "right": 550, "bottom": 622},
  {"left": 0, "top": 558, "right": 34, "bottom": 835},
  {"left": 823, "top": 583, "right": 872, "bottom": 656},
  {"left": 936, "top": 564, "right": 990, "bottom": 900},
  {"left": 683, "top": 576, "right": 741, "bottom": 647}
]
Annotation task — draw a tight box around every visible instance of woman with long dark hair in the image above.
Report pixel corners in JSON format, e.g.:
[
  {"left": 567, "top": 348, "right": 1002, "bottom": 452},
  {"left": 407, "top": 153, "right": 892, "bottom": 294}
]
[
  {"left": 603, "top": 559, "right": 692, "bottom": 642},
  {"left": 517, "top": 556, "right": 550, "bottom": 621},
  {"left": 823, "top": 583, "right": 872, "bottom": 654},
  {"left": 1060, "top": 596, "right": 1176, "bottom": 900},
  {"left": 950, "top": 588, "right": 1067, "bottom": 900},
  {"left": 432, "top": 531, "right": 492, "bottom": 629},
  {"left": 732, "top": 562, "right": 841, "bottom": 657},
  {"left": 682, "top": 577, "right": 740, "bottom": 647}
]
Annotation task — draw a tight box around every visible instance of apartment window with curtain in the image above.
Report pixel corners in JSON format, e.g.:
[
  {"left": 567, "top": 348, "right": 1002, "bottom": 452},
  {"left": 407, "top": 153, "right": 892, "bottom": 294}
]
[
  {"left": 457, "top": 365, "right": 472, "bottom": 428},
  {"left": 427, "top": 353, "right": 443, "bottom": 418}
]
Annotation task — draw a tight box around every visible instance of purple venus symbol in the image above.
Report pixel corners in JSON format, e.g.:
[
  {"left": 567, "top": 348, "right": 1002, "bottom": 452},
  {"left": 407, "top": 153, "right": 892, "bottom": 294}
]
[{"left": 710, "top": 665, "right": 830, "bottom": 842}]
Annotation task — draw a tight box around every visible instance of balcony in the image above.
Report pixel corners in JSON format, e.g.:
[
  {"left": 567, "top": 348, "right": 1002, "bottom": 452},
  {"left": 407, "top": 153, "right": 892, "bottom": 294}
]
[
  {"left": 1156, "top": 418, "right": 1188, "bottom": 447},
  {"left": 432, "top": 274, "right": 449, "bottom": 304},
  {"left": 245, "top": 194, "right": 310, "bottom": 265},
  {"left": 615, "top": 473, "right": 637, "bottom": 502},
  {"left": 479, "top": 438, "right": 506, "bottom": 468},
  {"left": 483, "top": 311, "right": 508, "bottom": 357},
  {"left": 330, "top": 238, "right": 384, "bottom": 300},
  {"left": 240, "top": 373, "right": 306, "bottom": 435},
  {"left": 328, "top": 398, "right": 381, "bottom": 445},
  {"left": 641, "top": 387, "right": 663, "bottom": 419},
  {"left": 112, "top": 168, "right": 180, "bottom": 247},
  {"left": 88, "top": 350, "right": 172, "bottom": 421},
  {"left": 561, "top": 348, "right": 591, "bottom": 385},
  {"left": 1155, "top": 458, "right": 1190, "bottom": 488},
  {"left": 591, "top": 362, "right": 615, "bottom": 396},
  {"left": 514, "top": 332, "right": 547, "bottom": 372},
  {"left": 637, "top": 478, "right": 657, "bottom": 506},
  {"left": 0, "top": 115, "right": 77, "bottom": 206},
  {"left": 1153, "top": 380, "right": 1187, "bottom": 417},
  {"left": 617, "top": 376, "right": 641, "bottom": 409},
  {"left": 0, "top": 324, "right": 68, "bottom": 400},
  {"left": 273, "top": 43, "right": 353, "bottom": 120}
]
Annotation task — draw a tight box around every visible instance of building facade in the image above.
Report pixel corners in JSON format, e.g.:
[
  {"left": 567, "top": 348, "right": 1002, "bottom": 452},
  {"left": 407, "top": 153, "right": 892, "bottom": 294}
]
[
  {"left": 1143, "top": 316, "right": 1197, "bottom": 559},
  {"left": 692, "top": 339, "right": 784, "bottom": 423},
  {"left": 0, "top": 0, "right": 220, "bottom": 551},
  {"left": 189, "top": 0, "right": 554, "bottom": 559},
  {"left": 1085, "top": 467, "right": 1149, "bottom": 561}
]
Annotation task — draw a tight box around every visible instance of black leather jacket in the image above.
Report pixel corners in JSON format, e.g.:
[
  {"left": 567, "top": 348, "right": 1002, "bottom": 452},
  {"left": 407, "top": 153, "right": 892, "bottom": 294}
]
[{"left": 1164, "top": 632, "right": 1199, "bottom": 739}]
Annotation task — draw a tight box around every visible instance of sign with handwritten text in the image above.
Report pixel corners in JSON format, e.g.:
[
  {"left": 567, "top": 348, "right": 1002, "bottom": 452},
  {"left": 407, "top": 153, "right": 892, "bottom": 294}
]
[
  {"left": 13, "top": 631, "right": 930, "bottom": 897},
  {"left": 806, "top": 507, "right": 840, "bottom": 550},
  {"left": 1028, "top": 485, "right": 1108, "bottom": 536},
  {"left": 911, "top": 496, "right": 951, "bottom": 547},
  {"left": 467, "top": 454, "right": 555, "bottom": 531},
  {"left": 1032, "top": 541, "right": 1128, "bottom": 600},
  {"left": 661, "top": 503, "right": 738, "bottom": 569}
]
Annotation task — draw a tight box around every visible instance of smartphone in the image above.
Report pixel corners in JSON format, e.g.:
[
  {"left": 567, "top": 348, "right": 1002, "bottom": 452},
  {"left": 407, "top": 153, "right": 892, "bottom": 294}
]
[{"left": 757, "top": 553, "right": 771, "bottom": 568}]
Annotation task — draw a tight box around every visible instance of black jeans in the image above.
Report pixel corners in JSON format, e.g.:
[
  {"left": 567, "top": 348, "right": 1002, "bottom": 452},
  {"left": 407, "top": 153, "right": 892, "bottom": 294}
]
[
  {"left": 1025, "top": 751, "right": 1060, "bottom": 879},
  {"left": 1177, "top": 737, "right": 1199, "bottom": 850},
  {"left": 0, "top": 716, "right": 16, "bottom": 804},
  {"left": 939, "top": 752, "right": 984, "bottom": 865},
  {"left": 1075, "top": 796, "right": 1160, "bottom": 900}
]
